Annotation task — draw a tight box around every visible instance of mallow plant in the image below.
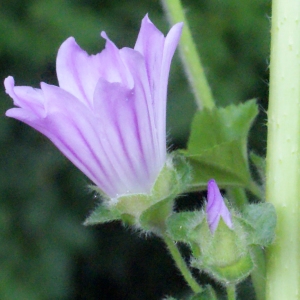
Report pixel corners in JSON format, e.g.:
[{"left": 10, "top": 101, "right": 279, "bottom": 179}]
[{"left": 4, "top": 0, "right": 297, "bottom": 299}]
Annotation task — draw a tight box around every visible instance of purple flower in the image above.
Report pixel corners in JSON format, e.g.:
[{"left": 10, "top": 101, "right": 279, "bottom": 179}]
[
  {"left": 206, "top": 179, "right": 233, "bottom": 233},
  {"left": 4, "top": 15, "right": 183, "bottom": 198}
]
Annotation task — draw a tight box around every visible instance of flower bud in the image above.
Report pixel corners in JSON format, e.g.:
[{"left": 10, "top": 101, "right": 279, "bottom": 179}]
[
  {"left": 190, "top": 180, "right": 254, "bottom": 285},
  {"left": 206, "top": 179, "right": 233, "bottom": 233}
]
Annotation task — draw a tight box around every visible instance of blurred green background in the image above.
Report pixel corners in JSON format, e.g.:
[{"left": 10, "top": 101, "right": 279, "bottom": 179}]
[{"left": 0, "top": 0, "right": 270, "bottom": 299}]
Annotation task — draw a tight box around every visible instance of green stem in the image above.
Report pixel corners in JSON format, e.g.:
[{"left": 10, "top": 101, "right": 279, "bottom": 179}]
[
  {"left": 226, "top": 285, "right": 236, "bottom": 300},
  {"left": 161, "top": 0, "right": 215, "bottom": 110},
  {"left": 227, "top": 187, "right": 248, "bottom": 210},
  {"left": 265, "top": 0, "right": 300, "bottom": 299},
  {"left": 251, "top": 246, "right": 266, "bottom": 300},
  {"left": 162, "top": 234, "right": 203, "bottom": 294},
  {"left": 248, "top": 179, "right": 264, "bottom": 200}
]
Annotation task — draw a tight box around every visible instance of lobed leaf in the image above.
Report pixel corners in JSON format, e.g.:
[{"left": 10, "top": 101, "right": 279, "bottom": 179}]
[{"left": 182, "top": 100, "right": 258, "bottom": 192}]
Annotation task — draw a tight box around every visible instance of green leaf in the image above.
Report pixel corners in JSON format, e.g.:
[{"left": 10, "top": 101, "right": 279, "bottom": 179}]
[
  {"left": 242, "top": 203, "right": 277, "bottom": 246},
  {"left": 166, "top": 211, "right": 204, "bottom": 242},
  {"left": 182, "top": 100, "right": 258, "bottom": 191},
  {"left": 83, "top": 204, "right": 121, "bottom": 226}
]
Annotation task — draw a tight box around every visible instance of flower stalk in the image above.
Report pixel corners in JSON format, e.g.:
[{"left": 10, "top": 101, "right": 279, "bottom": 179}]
[
  {"left": 266, "top": 0, "right": 300, "bottom": 298},
  {"left": 226, "top": 285, "right": 236, "bottom": 300},
  {"left": 161, "top": 0, "right": 215, "bottom": 110},
  {"left": 162, "top": 234, "right": 203, "bottom": 294}
]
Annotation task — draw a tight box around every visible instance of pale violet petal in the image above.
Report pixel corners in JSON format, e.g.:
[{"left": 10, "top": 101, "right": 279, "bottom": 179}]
[
  {"left": 56, "top": 37, "right": 100, "bottom": 107},
  {"left": 40, "top": 83, "right": 130, "bottom": 197},
  {"left": 4, "top": 76, "right": 45, "bottom": 117},
  {"left": 134, "top": 14, "right": 165, "bottom": 101},
  {"left": 206, "top": 179, "right": 233, "bottom": 233},
  {"left": 93, "top": 75, "right": 156, "bottom": 194},
  {"left": 134, "top": 15, "right": 183, "bottom": 155},
  {"left": 120, "top": 47, "right": 165, "bottom": 176},
  {"left": 100, "top": 32, "right": 134, "bottom": 88},
  {"left": 158, "top": 22, "right": 183, "bottom": 141}
]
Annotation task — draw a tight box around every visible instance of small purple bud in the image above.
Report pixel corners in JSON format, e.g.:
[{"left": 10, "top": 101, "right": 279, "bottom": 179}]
[{"left": 206, "top": 179, "right": 233, "bottom": 233}]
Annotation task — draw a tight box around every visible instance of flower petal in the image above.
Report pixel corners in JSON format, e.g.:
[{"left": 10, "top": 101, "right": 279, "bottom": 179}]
[
  {"left": 120, "top": 48, "right": 165, "bottom": 170},
  {"left": 6, "top": 80, "right": 134, "bottom": 197},
  {"left": 206, "top": 179, "right": 233, "bottom": 233},
  {"left": 93, "top": 46, "right": 164, "bottom": 194},
  {"left": 134, "top": 15, "right": 183, "bottom": 150},
  {"left": 100, "top": 32, "right": 134, "bottom": 88},
  {"left": 56, "top": 37, "right": 99, "bottom": 107},
  {"left": 56, "top": 35, "right": 133, "bottom": 109},
  {"left": 41, "top": 83, "right": 139, "bottom": 197},
  {"left": 134, "top": 15, "right": 165, "bottom": 100},
  {"left": 158, "top": 21, "right": 183, "bottom": 135},
  {"left": 4, "top": 76, "right": 45, "bottom": 118}
]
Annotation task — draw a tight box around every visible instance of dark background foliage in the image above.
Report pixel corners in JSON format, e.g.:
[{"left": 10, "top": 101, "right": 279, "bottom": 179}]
[{"left": 0, "top": 0, "right": 270, "bottom": 299}]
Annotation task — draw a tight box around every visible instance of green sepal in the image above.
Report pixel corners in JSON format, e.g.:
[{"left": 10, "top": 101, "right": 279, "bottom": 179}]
[
  {"left": 170, "top": 151, "right": 193, "bottom": 190},
  {"left": 166, "top": 211, "right": 204, "bottom": 242},
  {"left": 182, "top": 100, "right": 258, "bottom": 192},
  {"left": 195, "top": 252, "right": 254, "bottom": 285},
  {"left": 120, "top": 213, "right": 135, "bottom": 226},
  {"left": 190, "top": 217, "right": 254, "bottom": 285},
  {"left": 137, "top": 154, "right": 191, "bottom": 233},
  {"left": 166, "top": 211, "right": 203, "bottom": 258},
  {"left": 189, "top": 285, "right": 217, "bottom": 300},
  {"left": 116, "top": 193, "right": 151, "bottom": 219},
  {"left": 83, "top": 203, "right": 121, "bottom": 226},
  {"left": 84, "top": 153, "right": 192, "bottom": 231},
  {"left": 242, "top": 203, "right": 277, "bottom": 246},
  {"left": 139, "top": 196, "right": 174, "bottom": 234}
]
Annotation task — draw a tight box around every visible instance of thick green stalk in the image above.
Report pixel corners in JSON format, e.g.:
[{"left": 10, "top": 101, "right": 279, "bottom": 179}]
[
  {"left": 161, "top": 0, "right": 215, "bottom": 110},
  {"left": 266, "top": 0, "right": 300, "bottom": 299},
  {"left": 163, "top": 234, "right": 203, "bottom": 294}
]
